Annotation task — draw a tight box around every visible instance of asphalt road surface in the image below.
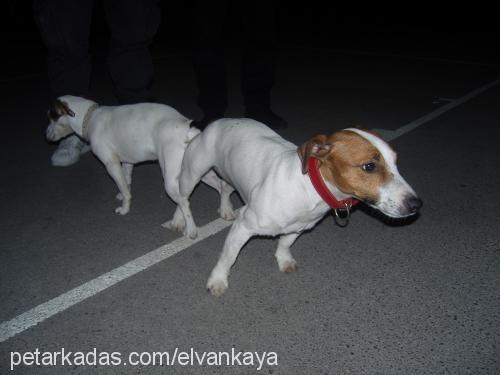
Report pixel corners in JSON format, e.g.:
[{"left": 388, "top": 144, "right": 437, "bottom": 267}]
[{"left": 1, "top": 47, "right": 499, "bottom": 374}]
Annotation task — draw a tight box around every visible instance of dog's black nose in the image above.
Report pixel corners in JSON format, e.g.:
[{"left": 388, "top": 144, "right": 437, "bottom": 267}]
[{"left": 405, "top": 196, "right": 423, "bottom": 213}]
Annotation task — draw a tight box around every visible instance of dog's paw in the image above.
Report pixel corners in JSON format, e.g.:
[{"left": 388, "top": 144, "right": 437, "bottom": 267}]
[
  {"left": 183, "top": 226, "right": 198, "bottom": 240},
  {"left": 162, "top": 220, "right": 185, "bottom": 232},
  {"left": 115, "top": 206, "right": 129, "bottom": 215},
  {"left": 162, "top": 220, "right": 197, "bottom": 239},
  {"left": 116, "top": 192, "right": 123, "bottom": 201},
  {"left": 218, "top": 206, "right": 237, "bottom": 221},
  {"left": 207, "top": 276, "right": 228, "bottom": 297},
  {"left": 278, "top": 258, "right": 298, "bottom": 273}
]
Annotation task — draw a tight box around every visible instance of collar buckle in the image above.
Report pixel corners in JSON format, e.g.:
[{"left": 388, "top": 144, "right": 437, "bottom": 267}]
[{"left": 333, "top": 201, "right": 352, "bottom": 227}]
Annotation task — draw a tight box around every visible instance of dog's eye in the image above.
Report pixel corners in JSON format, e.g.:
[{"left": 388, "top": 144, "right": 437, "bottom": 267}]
[{"left": 362, "top": 162, "right": 376, "bottom": 173}]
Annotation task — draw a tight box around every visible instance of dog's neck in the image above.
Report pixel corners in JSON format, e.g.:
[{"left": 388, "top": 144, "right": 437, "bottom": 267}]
[
  {"left": 322, "top": 176, "right": 352, "bottom": 201},
  {"left": 80, "top": 103, "right": 99, "bottom": 140},
  {"left": 68, "top": 101, "right": 98, "bottom": 140},
  {"left": 296, "top": 156, "right": 351, "bottom": 212}
]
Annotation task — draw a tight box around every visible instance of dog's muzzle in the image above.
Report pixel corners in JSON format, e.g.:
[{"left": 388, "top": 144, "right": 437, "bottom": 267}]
[{"left": 403, "top": 195, "right": 423, "bottom": 215}]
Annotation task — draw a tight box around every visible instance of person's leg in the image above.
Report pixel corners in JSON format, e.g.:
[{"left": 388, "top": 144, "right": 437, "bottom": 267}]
[
  {"left": 34, "top": 0, "right": 93, "bottom": 100},
  {"left": 33, "top": 0, "right": 93, "bottom": 166},
  {"left": 104, "top": 0, "right": 160, "bottom": 104},
  {"left": 192, "top": 0, "right": 229, "bottom": 129},
  {"left": 238, "top": 0, "right": 286, "bottom": 129}
]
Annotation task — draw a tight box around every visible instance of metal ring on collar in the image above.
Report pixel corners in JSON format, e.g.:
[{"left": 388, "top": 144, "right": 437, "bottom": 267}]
[{"left": 333, "top": 201, "right": 352, "bottom": 227}]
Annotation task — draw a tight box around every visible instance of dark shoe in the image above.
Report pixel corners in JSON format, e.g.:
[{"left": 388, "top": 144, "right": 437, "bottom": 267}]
[
  {"left": 245, "top": 108, "right": 287, "bottom": 129},
  {"left": 51, "top": 135, "right": 90, "bottom": 167}
]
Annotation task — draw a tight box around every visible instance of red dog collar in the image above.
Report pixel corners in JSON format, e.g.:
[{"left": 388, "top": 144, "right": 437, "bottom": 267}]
[{"left": 307, "top": 158, "right": 359, "bottom": 210}]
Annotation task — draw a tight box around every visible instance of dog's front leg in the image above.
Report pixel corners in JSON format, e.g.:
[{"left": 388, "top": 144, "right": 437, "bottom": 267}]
[
  {"left": 207, "top": 213, "right": 253, "bottom": 296},
  {"left": 105, "top": 162, "right": 131, "bottom": 215},
  {"left": 275, "top": 232, "right": 300, "bottom": 273}
]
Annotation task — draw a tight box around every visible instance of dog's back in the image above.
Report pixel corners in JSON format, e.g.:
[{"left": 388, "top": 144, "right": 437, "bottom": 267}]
[
  {"left": 182, "top": 118, "right": 297, "bottom": 203},
  {"left": 92, "top": 103, "right": 192, "bottom": 163}
]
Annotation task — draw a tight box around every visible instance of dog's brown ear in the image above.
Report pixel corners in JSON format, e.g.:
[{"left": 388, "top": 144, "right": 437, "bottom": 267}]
[
  {"left": 48, "top": 100, "right": 62, "bottom": 120},
  {"left": 58, "top": 100, "right": 75, "bottom": 117},
  {"left": 48, "top": 99, "right": 75, "bottom": 120},
  {"left": 297, "top": 134, "right": 332, "bottom": 174}
]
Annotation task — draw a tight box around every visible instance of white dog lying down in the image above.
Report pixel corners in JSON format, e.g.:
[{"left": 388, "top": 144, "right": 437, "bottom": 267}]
[
  {"left": 45, "top": 95, "right": 235, "bottom": 232},
  {"left": 178, "top": 119, "right": 422, "bottom": 296}
]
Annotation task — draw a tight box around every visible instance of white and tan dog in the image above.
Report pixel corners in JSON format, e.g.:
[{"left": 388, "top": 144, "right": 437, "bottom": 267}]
[
  {"left": 45, "top": 95, "right": 235, "bottom": 232},
  {"left": 178, "top": 119, "right": 422, "bottom": 296}
]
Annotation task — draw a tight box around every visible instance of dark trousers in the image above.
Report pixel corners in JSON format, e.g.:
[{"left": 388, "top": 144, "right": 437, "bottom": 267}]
[
  {"left": 192, "top": 0, "right": 277, "bottom": 116},
  {"left": 33, "top": 0, "right": 160, "bottom": 104}
]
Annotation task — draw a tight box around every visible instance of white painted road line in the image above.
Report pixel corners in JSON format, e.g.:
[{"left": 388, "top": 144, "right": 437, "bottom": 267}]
[
  {"left": 0, "top": 216, "right": 233, "bottom": 343},
  {"left": 1, "top": 78, "right": 499, "bottom": 343},
  {"left": 374, "top": 78, "right": 500, "bottom": 141}
]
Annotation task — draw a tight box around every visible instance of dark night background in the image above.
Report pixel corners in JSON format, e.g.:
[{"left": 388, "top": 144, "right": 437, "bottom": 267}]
[{"left": 2, "top": 1, "right": 499, "bottom": 83}]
